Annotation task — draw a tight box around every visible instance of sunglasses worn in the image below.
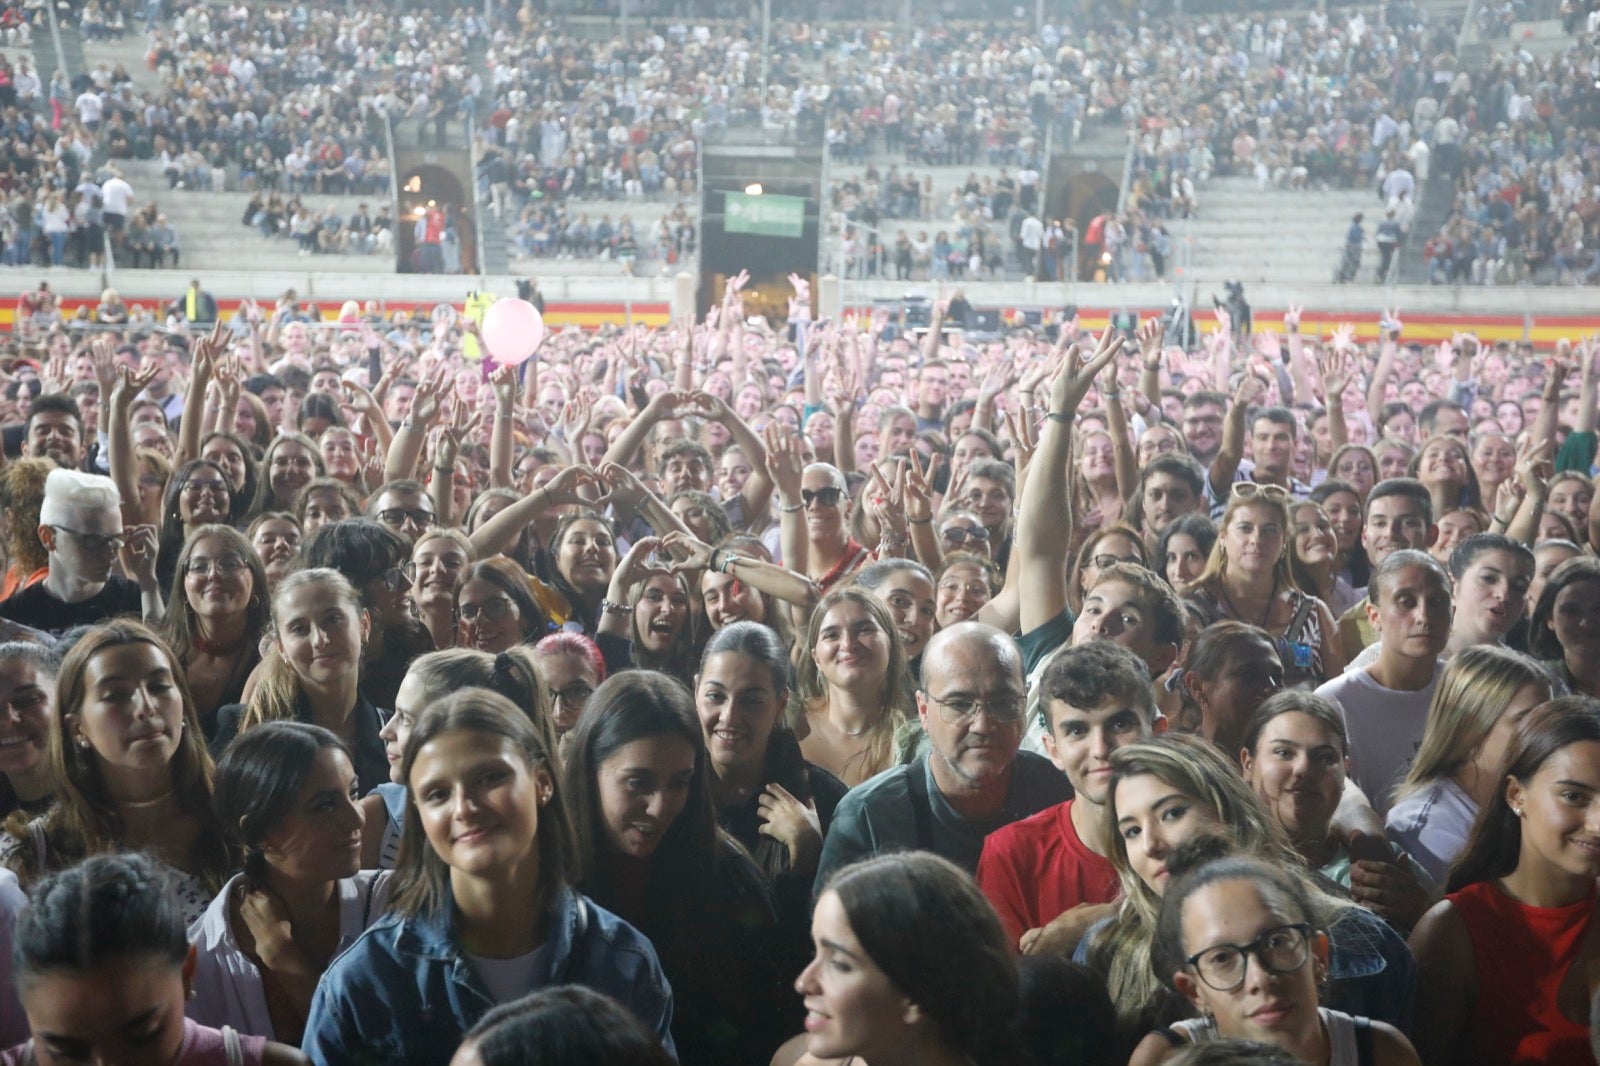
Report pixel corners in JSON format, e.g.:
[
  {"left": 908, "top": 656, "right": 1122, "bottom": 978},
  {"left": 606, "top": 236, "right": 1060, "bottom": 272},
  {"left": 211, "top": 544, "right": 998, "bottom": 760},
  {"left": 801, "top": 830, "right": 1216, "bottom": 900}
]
[
  {"left": 942, "top": 526, "right": 990, "bottom": 544},
  {"left": 460, "top": 597, "right": 515, "bottom": 622},
  {"left": 802, "top": 486, "right": 844, "bottom": 508}
]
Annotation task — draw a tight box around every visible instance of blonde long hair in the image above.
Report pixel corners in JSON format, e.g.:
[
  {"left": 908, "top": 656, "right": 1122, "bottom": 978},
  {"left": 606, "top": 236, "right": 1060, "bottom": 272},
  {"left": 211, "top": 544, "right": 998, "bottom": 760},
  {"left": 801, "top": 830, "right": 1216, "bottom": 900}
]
[
  {"left": 1090, "top": 734, "right": 1305, "bottom": 1029},
  {"left": 241, "top": 568, "right": 365, "bottom": 731},
  {"left": 1188, "top": 490, "right": 1300, "bottom": 599},
  {"left": 1396, "top": 645, "right": 1550, "bottom": 802}
]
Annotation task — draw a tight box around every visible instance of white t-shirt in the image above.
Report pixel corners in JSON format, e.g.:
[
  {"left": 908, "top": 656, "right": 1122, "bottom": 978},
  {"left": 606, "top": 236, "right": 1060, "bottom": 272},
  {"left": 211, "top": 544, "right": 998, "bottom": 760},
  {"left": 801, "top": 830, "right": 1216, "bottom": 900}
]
[
  {"left": 1315, "top": 663, "right": 1440, "bottom": 816},
  {"left": 1385, "top": 776, "right": 1477, "bottom": 885},
  {"left": 101, "top": 177, "right": 132, "bottom": 215},
  {"left": 469, "top": 944, "right": 550, "bottom": 1004}
]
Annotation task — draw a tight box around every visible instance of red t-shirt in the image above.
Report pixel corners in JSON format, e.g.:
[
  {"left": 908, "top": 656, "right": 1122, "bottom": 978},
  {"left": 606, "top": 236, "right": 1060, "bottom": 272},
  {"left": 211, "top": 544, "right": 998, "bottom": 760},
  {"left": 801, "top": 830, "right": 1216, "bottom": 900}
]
[{"left": 976, "top": 799, "right": 1121, "bottom": 949}]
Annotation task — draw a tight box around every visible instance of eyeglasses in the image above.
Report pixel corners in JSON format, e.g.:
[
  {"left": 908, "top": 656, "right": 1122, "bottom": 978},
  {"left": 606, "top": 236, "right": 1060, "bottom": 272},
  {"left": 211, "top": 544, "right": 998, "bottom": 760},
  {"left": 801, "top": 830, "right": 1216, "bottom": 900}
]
[
  {"left": 941, "top": 526, "right": 990, "bottom": 545},
  {"left": 459, "top": 597, "right": 515, "bottom": 622},
  {"left": 801, "top": 486, "right": 844, "bottom": 508},
  {"left": 1231, "top": 481, "right": 1290, "bottom": 503},
  {"left": 1185, "top": 924, "right": 1314, "bottom": 992},
  {"left": 185, "top": 553, "right": 248, "bottom": 577},
  {"left": 1090, "top": 553, "right": 1141, "bottom": 571},
  {"left": 402, "top": 556, "right": 465, "bottom": 580},
  {"left": 53, "top": 526, "right": 125, "bottom": 552},
  {"left": 379, "top": 507, "right": 436, "bottom": 529},
  {"left": 549, "top": 683, "right": 594, "bottom": 706},
  {"left": 925, "top": 691, "right": 1026, "bottom": 724},
  {"left": 184, "top": 478, "right": 229, "bottom": 496}
]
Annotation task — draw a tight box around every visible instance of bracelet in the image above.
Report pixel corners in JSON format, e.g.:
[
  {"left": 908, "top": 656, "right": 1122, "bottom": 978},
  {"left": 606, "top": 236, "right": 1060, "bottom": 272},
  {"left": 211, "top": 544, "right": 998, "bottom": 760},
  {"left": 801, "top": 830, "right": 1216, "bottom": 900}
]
[
  {"left": 433, "top": 464, "right": 453, "bottom": 474},
  {"left": 709, "top": 549, "right": 723, "bottom": 573},
  {"left": 1143, "top": 361, "right": 1161, "bottom": 372},
  {"left": 598, "top": 599, "right": 632, "bottom": 617},
  {"left": 777, "top": 499, "right": 804, "bottom": 513},
  {"left": 1045, "top": 411, "right": 1071, "bottom": 424},
  {"left": 720, "top": 553, "right": 738, "bottom": 574},
  {"left": 908, "top": 515, "right": 934, "bottom": 525},
  {"left": 1104, "top": 390, "right": 1121, "bottom": 399}
]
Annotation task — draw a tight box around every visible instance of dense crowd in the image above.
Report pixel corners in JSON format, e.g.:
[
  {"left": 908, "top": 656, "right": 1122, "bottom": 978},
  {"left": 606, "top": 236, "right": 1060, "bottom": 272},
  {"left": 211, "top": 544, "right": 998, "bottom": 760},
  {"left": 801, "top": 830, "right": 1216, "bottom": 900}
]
[
  {"left": 0, "top": 274, "right": 1594, "bottom": 1065},
  {"left": 1424, "top": 32, "right": 1600, "bottom": 286}
]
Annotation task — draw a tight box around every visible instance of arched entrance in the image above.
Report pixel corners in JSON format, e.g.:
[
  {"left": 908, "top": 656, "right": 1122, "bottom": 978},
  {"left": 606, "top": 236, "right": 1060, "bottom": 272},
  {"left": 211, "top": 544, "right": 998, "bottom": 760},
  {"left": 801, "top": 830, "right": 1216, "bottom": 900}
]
[
  {"left": 1044, "top": 169, "right": 1120, "bottom": 281},
  {"left": 398, "top": 165, "right": 477, "bottom": 274}
]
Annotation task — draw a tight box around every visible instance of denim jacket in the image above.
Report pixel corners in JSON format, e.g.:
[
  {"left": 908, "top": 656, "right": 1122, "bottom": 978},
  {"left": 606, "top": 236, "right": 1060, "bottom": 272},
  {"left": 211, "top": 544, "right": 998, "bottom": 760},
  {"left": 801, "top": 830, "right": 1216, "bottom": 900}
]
[{"left": 302, "top": 885, "right": 676, "bottom": 1065}]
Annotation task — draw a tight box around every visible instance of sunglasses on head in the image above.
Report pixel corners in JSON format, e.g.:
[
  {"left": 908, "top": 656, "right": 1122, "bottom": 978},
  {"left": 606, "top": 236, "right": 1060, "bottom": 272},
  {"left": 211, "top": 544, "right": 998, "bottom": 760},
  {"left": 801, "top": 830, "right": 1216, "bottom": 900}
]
[
  {"left": 1231, "top": 481, "right": 1290, "bottom": 503},
  {"left": 801, "top": 486, "right": 844, "bottom": 508}
]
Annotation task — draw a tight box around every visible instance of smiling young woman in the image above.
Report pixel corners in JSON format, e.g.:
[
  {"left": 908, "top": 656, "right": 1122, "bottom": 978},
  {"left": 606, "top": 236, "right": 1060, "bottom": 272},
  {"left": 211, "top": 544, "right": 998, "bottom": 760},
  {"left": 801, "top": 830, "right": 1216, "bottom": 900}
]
[
  {"left": 162, "top": 525, "right": 270, "bottom": 739},
  {"left": 302, "top": 688, "right": 673, "bottom": 1063},
  {"left": 1410, "top": 697, "right": 1600, "bottom": 1066},
  {"left": 1130, "top": 835, "right": 1419, "bottom": 1065},
  {"left": 191, "top": 723, "right": 390, "bottom": 1044},
  {"left": 565, "top": 671, "right": 791, "bottom": 1066}
]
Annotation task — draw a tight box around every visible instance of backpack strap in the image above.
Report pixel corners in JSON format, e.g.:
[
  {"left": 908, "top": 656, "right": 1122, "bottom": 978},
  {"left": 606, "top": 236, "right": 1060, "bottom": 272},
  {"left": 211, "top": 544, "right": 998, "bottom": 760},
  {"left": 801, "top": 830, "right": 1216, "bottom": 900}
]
[{"left": 1354, "top": 1015, "right": 1374, "bottom": 1066}]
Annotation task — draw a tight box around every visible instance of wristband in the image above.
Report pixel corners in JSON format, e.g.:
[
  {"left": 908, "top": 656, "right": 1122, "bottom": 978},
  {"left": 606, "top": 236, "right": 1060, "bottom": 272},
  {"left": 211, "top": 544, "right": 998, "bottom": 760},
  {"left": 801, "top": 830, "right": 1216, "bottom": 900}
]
[
  {"left": 709, "top": 549, "right": 723, "bottom": 573},
  {"left": 1045, "top": 411, "right": 1071, "bottom": 424},
  {"left": 1143, "top": 361, "right": 1161, "bottom": 372},
  {"left": 598, "top": 599, "right": 632, "bottom": 617},
  {"left": 908, "top": 515, "right": 934, "bottom": 525},
  {"left": 777, "top": 499, "right": 804, "bottom": 513}
]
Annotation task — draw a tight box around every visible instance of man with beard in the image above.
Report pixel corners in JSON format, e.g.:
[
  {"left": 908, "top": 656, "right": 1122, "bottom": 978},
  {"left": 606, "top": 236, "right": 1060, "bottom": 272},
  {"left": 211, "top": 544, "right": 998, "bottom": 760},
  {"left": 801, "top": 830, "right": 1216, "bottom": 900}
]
[
  {"left": 813, "top": 622, "right": 1070, "bottom": 887},
  {"left": 23, "top": 395, "right": 84, "bottom": 470}
]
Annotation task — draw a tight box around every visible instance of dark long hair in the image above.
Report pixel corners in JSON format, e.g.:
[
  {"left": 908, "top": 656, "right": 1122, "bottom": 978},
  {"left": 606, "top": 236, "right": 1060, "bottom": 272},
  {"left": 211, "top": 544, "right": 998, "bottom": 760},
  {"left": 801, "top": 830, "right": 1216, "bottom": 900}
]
[
  {"left": 391, "top": 688, "right": 575, "bottom": 919},
  {"left": 1448, "top": 696, "right": 1600, "bottom": 892},
  {"left": 200, "top": 431, "right": 261, "bottom": 520},
  {"left": 13, "top": 853, "right": 189, "bottom": 988},
  {"left": 459, "top": 557, "right": 551, "bottom": 644},
  {"left": 824, "top": 852, "right": 1026, "bottom": 1066},
  {"left": 214, "top": 721, "right": 350, "bottom": 885},
  {"left": 698, "top": 622, "right": 807, "bottom": 881},
  {"left": 162, "top": 524, "right": 270, "bottom": 670},
  {"left": 564, "top": 672, "right": 720, "bottom": 894},
  {"left": 158, "top": 460, "right": 235, "bottom": 574}
]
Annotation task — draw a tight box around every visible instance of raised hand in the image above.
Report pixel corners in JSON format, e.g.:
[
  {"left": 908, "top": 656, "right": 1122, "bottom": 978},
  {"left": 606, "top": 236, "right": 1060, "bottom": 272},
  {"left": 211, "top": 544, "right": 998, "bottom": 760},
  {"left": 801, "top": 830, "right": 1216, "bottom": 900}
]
[
  {"left": 1380, "top": 306, "right": 1403, "bottom": 339},
  {"left": 540, "top": 465, "right": 608, "bottom": 509},
  {"left": 612, "top": 535, "right": 672, "bottom": 589},
  {"left": 1434, "top": 339, "right": 1455, "bottom": 373},
  {"left": 488, "top": 364, "right": 518, "bottom": 409},
  {"left": 1515, "top": 436, "right": 1552, "bottom": 495},
  {"left": 903, "top": 450, "right": 937, "bottom": 524},
  {"left": 407, "top": 366, "right": 453, "bottom": 427},
  {"left": 660, "top": 529, "right": 716, "bottom": 572},
  {"left": 1254, "top": 330, "right": 1282, "bottom": 362},
  {"left": 1212, "top": 306, "right": 1231, "bottom": 338},
  {"left": 119, "top": 524, "right": 159, "bottom": 587},
  {"left": 1319, "top": 346, "right": 1354, "bottom": 403},
  {"left": 1048, "top": 327, "right": 1126, "bottom": 417},
  {"left": 1283, "top": 303, "right": 1303, "bottom": 332},
  {"left": 1136, "top": 318, "right": 1164, "bottom": 363},
  {"left": 597, "top": 460, "right": 649, "bottom": 515},
  {"left": 763, "top": 422, "right": 804, "bottom": 500},
  {"left": 112, "top": 363, "right": 160, "bottom": 413},
  {"left": 864, "top": 462, "right": 908, "bottom": 539},
  {"left": 1233, "top": 372, "right": 1270, "bottom": 411},
  {"left": 1330, "top": 322, "right": 1357, "bottom": 352}
]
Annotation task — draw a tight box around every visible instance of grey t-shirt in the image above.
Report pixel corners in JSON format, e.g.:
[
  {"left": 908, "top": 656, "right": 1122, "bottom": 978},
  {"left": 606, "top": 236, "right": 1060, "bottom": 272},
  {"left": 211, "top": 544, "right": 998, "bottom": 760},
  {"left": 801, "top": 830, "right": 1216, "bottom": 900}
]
[{"left": 815, "top": 751, "right": 1071, "bottom": 892}]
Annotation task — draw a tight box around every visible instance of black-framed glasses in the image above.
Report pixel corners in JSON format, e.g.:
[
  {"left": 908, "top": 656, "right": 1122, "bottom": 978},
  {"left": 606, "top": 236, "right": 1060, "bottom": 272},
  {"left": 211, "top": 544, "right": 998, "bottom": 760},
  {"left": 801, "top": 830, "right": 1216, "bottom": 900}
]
[
  {"left": 53, "top": 526, "right": 126, "bottom": 553},
  {"left": 185, "top": 553, "right": 249, "bottom": 577},
  {"left": 941, "top": 526, "right": 990, "bottom": 545},
  {"left": 549, "top": 683, "right": 594, "bottom": 706},
  {"left": 459, "top": 597, "right": 515, "bottom": 622},
  {"left": 379, "top": 507, "right": 436, "bottom": 529},
  {"left": 801, "top": 486, "right": 844, "bottom": 508},
  {"left": 925, "top": 691, "right": 1026, "bottom": 724},
  {"left": 1186, "top": 924, "right": 1314, "bottom": 992}
]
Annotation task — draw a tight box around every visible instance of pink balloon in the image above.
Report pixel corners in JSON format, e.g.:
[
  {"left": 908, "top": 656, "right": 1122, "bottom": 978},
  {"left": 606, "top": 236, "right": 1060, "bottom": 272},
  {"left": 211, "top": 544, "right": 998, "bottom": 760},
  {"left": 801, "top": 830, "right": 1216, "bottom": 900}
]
[{"left": 481, "top": 298, "right": 545, "bottom": 365}]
